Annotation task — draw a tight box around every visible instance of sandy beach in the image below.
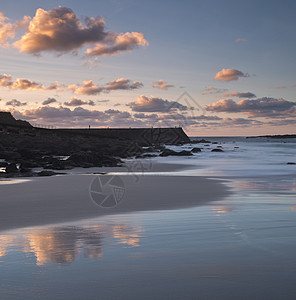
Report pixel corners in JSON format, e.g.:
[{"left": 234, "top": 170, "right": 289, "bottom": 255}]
[
  {"left": 1, "top": 138, "right": 296, "bottom": 300},
  {"left": 0, "top": 163, "right": 229, "bottom": 232}
]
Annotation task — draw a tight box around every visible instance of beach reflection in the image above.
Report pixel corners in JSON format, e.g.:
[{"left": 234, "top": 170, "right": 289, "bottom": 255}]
[
  {"left": 212, "top": 206, "right": 232, "bottom": 216},
  {"left": 0, "top": 222, "right": 143, "bottom": 266},
  {"left": 234, "top": 179, "right": 296, "bottom": 193}
]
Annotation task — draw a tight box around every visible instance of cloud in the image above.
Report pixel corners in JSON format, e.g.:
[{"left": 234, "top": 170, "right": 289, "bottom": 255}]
[
  {"left": 42, "top": 98, "right": 57, "bottom": 105},
  {"left": 0, "top": 12, "right": 30, "bottom": 46},
  {"left": 12, "top": 7, "right": 148, "bottom": 57},
  {"left": 265, "top": 119, "right": 296, "bottom": 126},
  {"left": 0, "top": 74, "right": 13, "bottom": 87},
  {"left": 222, "top": 91, "right": 256, "bottom": 98},
  {"left": 205, "top": 97, "right": 296, "bottom": 118},
  {"left": 14, "top": 7, "right": 107, "bottom": 54},
  {"left": 202, "top": 86, "right": 228, "bottom": 95},
  {"left": 12, "top": 106, "right": 145, "bottom": 128},
  {"left": 235, "top": 38, "right": 247, "bottom": 43},
  {"left": 106, "top": 78, "right": 143, "bottom": 91},
  {"left": 64, "top": 97, "right": 95, "bottom": 106},
  {"left": 127, "top": 95, "right": 188, "bottom": 112},
  {"left": 86, "top": 32, "right": 148, "bottom": 56},
  {"left": 68, "top": 80, "right": 103, "bottom": 95},
  {"left": 190, "top": 115, "right": 223, "bottom": 121},
  {"left": 0, "top": 13, "right": 16, "bottom": 45},
  {"left": 0, "top": 73, "right": 142, "bottom": 95},
  {"left": 133, "top": 113, "right": 158, "bottom": 119},
  {"left": 214, "top": 68, "right": 249, "bottom": 82},
  {"left": 0, "top": 73, "right": 62, "bottom": 91},
  {"left": 13, "top": 78, "right": 46, "bottom": 90},
  {"left": 68, "top": 78, "right": 143, "bottom": 95},
  {"left": 152, "top": 80, "right": 174, "bottom": 90},
  {"left": 6, "top": 99, "right": 27, "bottom": 107},
  {"left": 18, "top": 106, "right": 104, "bottom": 120}
]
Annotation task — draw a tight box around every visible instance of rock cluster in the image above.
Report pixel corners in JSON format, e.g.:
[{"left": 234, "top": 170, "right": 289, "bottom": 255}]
[{"left": 0, "top": 127, "right": 226, "bottom": 177}]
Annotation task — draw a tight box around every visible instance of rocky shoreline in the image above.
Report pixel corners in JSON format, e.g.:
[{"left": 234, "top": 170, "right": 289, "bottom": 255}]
[
  {"left": 0, "top": 112, "right": 225, "bottom": 178},
  {"left": 0, "top": 128, "right": 224, "bottom": 178}
]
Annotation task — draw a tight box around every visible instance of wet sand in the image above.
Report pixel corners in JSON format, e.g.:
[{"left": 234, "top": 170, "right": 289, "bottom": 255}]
[{"left": 0, "top": 168, "right": 230, "bottom": 232}]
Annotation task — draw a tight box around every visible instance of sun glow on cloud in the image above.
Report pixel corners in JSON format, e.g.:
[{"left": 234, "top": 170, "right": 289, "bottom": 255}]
[
  {"left": 0, "top": 3, "right": 295, "bottom": 135},
  {"left": 9, "top": 7, "right": 148, "bottom": 57}
]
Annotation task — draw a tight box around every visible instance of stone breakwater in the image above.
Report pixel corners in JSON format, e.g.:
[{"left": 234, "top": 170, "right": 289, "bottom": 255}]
[{"left": 0, "top": 113, "right": 192, "bottom": 177}]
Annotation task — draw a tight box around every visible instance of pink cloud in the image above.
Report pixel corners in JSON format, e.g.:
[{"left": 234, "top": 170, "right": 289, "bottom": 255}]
[
  {"left": 11, "top": 7, "right": 148, "bottom": 57},
  {"left": 0, "top": 12, "right": 30, "bottom": 46},
  {"left": 235, "top": 38, "right": 247, "bottom": 43},
  {"left": 205, "top": 97, "right": 296, "bottom": 118},
  {"left": 152, "top": 80, "right": 174, "bottom": 90},
  {"left": 64, "top": 97, "right": 95, "bottom": 106},
  {"left": 105, "top": 78, "right": 143, "bottom": 91},
  {"left": 128, "top": 95, "right": 188, "bottom": 112},
  {"left": 202, "top": 86, "right": 228, "bottom": 95},
  {"left": 86, "top": 32, "right": 148, "bottom": 56},
  {"left": 222, "top": 91, "right": 256, "bottom": 98},
  {"left": 214, "top": 68, "right": 249, "bottom": 82},
  {"left": 0, "top": 73, "right": 62, "bottom": 91},
  {"left": 68, "top": 80, "right": 103, "bottom": 95}
]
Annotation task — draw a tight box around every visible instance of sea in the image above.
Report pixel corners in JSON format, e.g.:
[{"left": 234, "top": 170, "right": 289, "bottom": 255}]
[{"left": 0, "top": 137, "right": 296, "bottom": 299}]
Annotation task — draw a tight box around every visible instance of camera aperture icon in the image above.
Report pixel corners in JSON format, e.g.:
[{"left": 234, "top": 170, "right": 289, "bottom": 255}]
[{"left": 89, "top": 175, "right": 125, "bottom": 208}]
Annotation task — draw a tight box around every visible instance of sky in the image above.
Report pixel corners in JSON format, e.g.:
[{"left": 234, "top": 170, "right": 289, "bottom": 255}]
[{"left": 0, "top": 0, "right": 295, "bottom": 136}]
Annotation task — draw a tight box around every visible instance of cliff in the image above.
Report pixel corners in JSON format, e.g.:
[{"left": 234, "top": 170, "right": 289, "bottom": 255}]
[{"left": 0, "top": 112, "right": 32, "bottom": 128}]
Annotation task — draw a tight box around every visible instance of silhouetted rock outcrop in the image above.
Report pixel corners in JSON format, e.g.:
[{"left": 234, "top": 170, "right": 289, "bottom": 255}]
[
  {"left": 5, "top": 163, "right": 19, "bottom": 173},
  {"left": 160, "top": 149, "right": 193, "bottom": 157},
  {"left": 0, "top": 112, "right": 32, "bottom": 128},
  {"left": 211, "top": 148, "right": 224, "bottom": 152}
]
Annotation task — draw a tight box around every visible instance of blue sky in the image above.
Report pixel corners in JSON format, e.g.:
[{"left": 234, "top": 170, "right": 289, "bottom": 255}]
[{"left": 0, "top": 0, "right": 295, "bottom": 135}]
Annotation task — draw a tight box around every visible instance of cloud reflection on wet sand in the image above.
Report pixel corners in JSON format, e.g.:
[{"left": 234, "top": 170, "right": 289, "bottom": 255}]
[{"left": 0, "top": 223, "right": 144, "bottom": 266}]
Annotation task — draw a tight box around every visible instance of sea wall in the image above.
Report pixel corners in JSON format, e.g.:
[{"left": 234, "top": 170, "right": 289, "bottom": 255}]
[
  {"left": 54, "top": 127, "right": 190, "bottom": 145},
  {"left": 0, "top": 112, "right": 190, "bottom": 145}
]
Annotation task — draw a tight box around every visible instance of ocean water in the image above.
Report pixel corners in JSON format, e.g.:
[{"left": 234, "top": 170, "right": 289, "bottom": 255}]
[{"left": 0, "top": 137, "right": 296, "bottom": 299}]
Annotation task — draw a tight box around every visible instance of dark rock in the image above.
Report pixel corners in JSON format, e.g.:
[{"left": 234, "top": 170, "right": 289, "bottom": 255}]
[
  {"left": 37, "top": 170, "right": 60, "bottom": 177},
  {"left": 211, "top": 148, "right": 224, "bottom": 152},
  {"left": 136, "top": 154, "right": 158, "bottom": 159},
  {"left": 217, "top": 146, "right": 223, "bottom": 148},
  {"left": 178, "top": 150, "right": 193, "bottom": 156},
  {"left": 5, "top": 163, "right": 19, "bottom": 173},
  {"left": 234, "top": 146, "right": 239, "bottom": 149},
  {"left": 143, "top": 147, "right": 155, "bottom": 152},
  {"left": 0, "top": 161, "right": 8, "bottom": 168},
  {"left": 191, "top": 139, "right": 211, "bottom": 144},
  {"left": 66, "top": 151, "right": 121, "bottom": 168},
  {"left": 44, "top": 160, "right": 66, "bottom": 170},
  {"left": 212, "top": 142, "right": 218, "bottom": 144},
  {"left": 153, "top": 145, "right": 166, "bottom": 151},
  {"left": 0, "top": 151, "right": 22, "bottom": 161},
  {"left": 19, "top": 161, "right": 40, "bottom": 169},
  {"left": 287, "top": 162, "right": 296, "bottom": 165},
  {"left": 18, "top": 148, "right": 41, "bottom": 160},
  {"left": 160, "top": 149, "right": 193, "bottom": 157},
  {"left": 20, "top": 167, "right": 32, "bottom": 174},
  {"left": 191, "top": 147, "right": 202, "bottom": 153}
]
